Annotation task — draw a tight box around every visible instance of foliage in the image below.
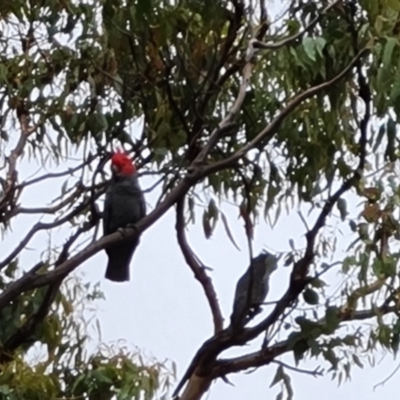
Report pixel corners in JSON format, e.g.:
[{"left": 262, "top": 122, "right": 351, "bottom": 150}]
[
  {"left": 0, "top": 273, "right": 172, "bottom": 399},
  {"left": 2, "top": 0, "right": 400, "bottom": 399}
]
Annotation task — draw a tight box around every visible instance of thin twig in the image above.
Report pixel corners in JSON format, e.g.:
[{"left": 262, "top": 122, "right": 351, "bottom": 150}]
[
  {"left": 373, "top": 363, "right": 400, "bottom": 391},
  {"left": 272, "top": 360, "right": 323, "bottom": 377},
  {"left": 204, "top": 47, "right": 369, "bottom": 176},
  {"left": 253, "top": 1, "right": 340, "bottom": 50},
  {"left": 193, "top": 39, "right": 257, "bottom": 165},
  {"left": 17, "top": 155, "right": 97, "bottom": 188},
  {"left": 0, "top": 193, "right": 98, "bottom": 272}
]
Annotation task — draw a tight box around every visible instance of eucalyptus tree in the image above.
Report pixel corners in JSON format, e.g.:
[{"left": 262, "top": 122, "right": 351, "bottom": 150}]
[{"left": 1, "top": 0, "right": 400, "bottom": 399}]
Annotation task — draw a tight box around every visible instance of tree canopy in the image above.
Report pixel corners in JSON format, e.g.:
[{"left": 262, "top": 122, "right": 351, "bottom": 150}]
[{"left": 1, "top": 0, "right": 400, "bottom": 399}]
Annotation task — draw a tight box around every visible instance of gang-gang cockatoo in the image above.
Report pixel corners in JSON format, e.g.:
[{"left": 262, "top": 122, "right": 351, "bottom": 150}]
[{"left": 103, "top": 150, "right": 146, "bottom": 282}]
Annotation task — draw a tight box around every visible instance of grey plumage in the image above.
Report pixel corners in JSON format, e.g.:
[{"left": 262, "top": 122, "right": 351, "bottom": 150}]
[
  {"left": 230, "top": 251, "right": 278, "bottom": 328},
  {"left": 103, "top": 173, "right": 146, "bottom": 282}
]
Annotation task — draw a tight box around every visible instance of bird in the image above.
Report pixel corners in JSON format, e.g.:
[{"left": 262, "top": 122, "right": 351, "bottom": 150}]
[
  {"left": 230, "top": 251, "right": 278, "bottom": 329},
  {"left": 102, "top": 150, "right": 146, "bottom": 282}
]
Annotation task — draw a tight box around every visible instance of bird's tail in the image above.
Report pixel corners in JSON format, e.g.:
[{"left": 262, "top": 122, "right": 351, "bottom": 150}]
[{"left": 105, "top": 241, "right": 138, "bottom": 282}]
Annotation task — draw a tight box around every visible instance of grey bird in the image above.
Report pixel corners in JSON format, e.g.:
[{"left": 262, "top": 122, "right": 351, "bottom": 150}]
[
  {"left": 103, "top": 151, "right": 146, "bottom": 282},
  {"left": 230, "top": 251, "right": 278, "bottom": 328}
]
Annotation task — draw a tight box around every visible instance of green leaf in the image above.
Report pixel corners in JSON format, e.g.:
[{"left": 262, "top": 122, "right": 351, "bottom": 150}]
[
  {"left": 383, "top": 37, "right": 398, "bottom": 68},
  {"left": 352, "top": 354, "right": 363, "bottom": 369},
  {"left": 303, "top": 288, "right": 319, "bottom": 305},
  {"left": 314, "top": 37, "right": 327, "bottom": 58},
  {"left": 220, "top": 212, "right": 241, "bottom": 251},
  {"left": 302, "top": 37, "right": 316, "bottom": 61},
  {"left": 385, "top": 118, "right": 397, "bottom": 161},
  {"left": 372, "top": 123, "right": 385, "bottom": 153},
  {"left": 202, "top": 209, "right": 212, "bottom": 239},
  {"left": 336, "top": 198, "right": 348, "bottom": 221},
  {"left": 293, "top": 339, "right": 308, "bottom": 365},
  {"left": 387, "top": 0, "right": 400, "bottom": 12},
  {"left": 324, "top": 307, "right": 340, "bottom": 334},
  {"left": 270, "top": 365, "right": 284, "bottom": 387},
  {"left": 310, "top": 278, "right": 327, "bottom": 289}
]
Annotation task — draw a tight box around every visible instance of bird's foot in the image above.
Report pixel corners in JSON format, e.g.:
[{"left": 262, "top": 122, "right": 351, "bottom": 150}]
[{"left": 117, "top": 223, "right": 138, "bottom": 237}]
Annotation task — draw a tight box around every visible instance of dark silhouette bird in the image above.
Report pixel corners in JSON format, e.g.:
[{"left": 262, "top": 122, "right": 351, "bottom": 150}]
[
  {"left": 103, "top": 150, "right": 146, "bottom": 282},
  {"left": 230, "top": 251, "right": 278, "bottom": 329}
]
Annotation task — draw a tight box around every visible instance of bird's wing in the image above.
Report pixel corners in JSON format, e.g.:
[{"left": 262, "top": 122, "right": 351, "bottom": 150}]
[
  {"left": 139, "top": 191, "right": 146, "bottom": 218},
  {"left": 103, "top": 186, "right": 113, "bottom": 235}
]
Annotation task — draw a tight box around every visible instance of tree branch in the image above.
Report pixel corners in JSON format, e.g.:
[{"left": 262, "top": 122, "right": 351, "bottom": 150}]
[
  {"left": 271, "top": 360, "right": 323, "bottom": 377},
  {"left": 193, "top": 39, "right": 257, "bottom": 165},
  {"left": 203, "top": 47, "right": 369, "bottom": 176},
  {"left": 176, "top": 199, "right": 224, "bottom": 334},
  {"left": 0, "top": 191, "right": 99, "bottom": 272},
  {"left": 174, "top": 40, "right": 372, "bottom": 399},
  {"left": 212, "top": 299, "right": 396, "bottom": 378},
  {"left": 0, "top": 176, "right": 195, "bottom": 309},
  {"left": 253, "top": 1, "right": 341, "bottom": 50},
  {"left": 0, "top": 222, "right": 94, "bottom": 360},
  {"left": 0, "top": 108, "right": 42, "bottom": 219},
  {"left": 17, "top": 154, "right": 97, "bottom": 189},
  {"left": 5, "top": 181, "right": 85, "bottom": 219}
]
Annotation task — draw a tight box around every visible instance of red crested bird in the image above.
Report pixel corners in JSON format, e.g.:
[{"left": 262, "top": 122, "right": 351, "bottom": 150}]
[{"left": 103, "top": 151, "right": 146, "bottom": 282}]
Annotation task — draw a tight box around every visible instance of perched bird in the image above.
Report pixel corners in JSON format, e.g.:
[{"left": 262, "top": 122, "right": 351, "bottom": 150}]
[
  {"left": 230, "top": 251, "right": 278, "bottom": 329},
  {"left": 103, "top": 150, "right": 146, "bottom": 282}
]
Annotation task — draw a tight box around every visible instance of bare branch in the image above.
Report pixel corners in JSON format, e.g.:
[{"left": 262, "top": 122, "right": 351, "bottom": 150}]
[
  {"left": 271, "top": 360, "right": 323, "bottom": 377},
  {"left": 6, "top": 182, "right": 85, "bottom": 219},
  {"left": 193, "top": 39, "right": 257, "bottom": 165},
  {"left": 0, "top": 193, "right": 96, "bottom": 272},
  {"left": 212, "top": 300, "right": 395, "bottom": 378},
  {"left": 373, "top": 363, "right": 400, "bottom": 390},
  {"left": 253, "top": 1, "right": 340, "bottom": 50},
  {"left": 212, "top": 343, "right": 288, "bottom": 377},
  {"left": 0, "top": 175, "right": 194, "bottom": 309},
  {"left": 176, "top": 199, "right": 224, "bottom": 334},
  {"left": 204, "top": 47, "right": 369, "bottom": 176},
  {"left": 0, "top": 222, "right": 95, "bottom": 360},
  {"left": 18, "top": 154, "right": 97, "bottom": 189}
]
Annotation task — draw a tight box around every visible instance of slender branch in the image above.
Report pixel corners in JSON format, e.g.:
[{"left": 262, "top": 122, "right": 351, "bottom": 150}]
[
  {"left": 203, "top": 47, "right": 369, "bottom": 176},
  {"left": 253, "top": 1, "right": 340, "bottom": 50},
  {"left": 373, "top": 363, "right": 400, "bottom": 390},
  {"left": 0, "top": 175, "right": 195, "bottom": 309},
  {"left": 7, "top": 182, "right": 85, "bottom": 218},
  {"left": 17, "top": 155, "right": 97, "bottom": 189},
  {"left": 0, "top": 222, "right": 94, "bottom": 359},
  {"left": 176, "top": 199, "right": 224, "bottom": 334},
  {"left": 271, "top": 360, "right": 323, "bottom": 377},
  {"left": 0, "top": 192, "right": 97, "bottom": 271},
  {"left": 212, "top": 343, "right": 287, "bottom": 377},
  {"left": 341, "top": 304, "right": 396, "bottom": 322},
  {"left": 193, "top": 39, "right": 257, "bottom": 165},
  {"left": 212, "top": 301, "right": 396, "bottom": 378},
  {"left": 0, "top": 114, "right": 32, "bottom": 217}
]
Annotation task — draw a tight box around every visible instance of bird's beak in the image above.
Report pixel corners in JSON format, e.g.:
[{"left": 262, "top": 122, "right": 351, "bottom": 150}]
[{"left": 111, "top": 165, "right": 120, "bottom": 175}]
